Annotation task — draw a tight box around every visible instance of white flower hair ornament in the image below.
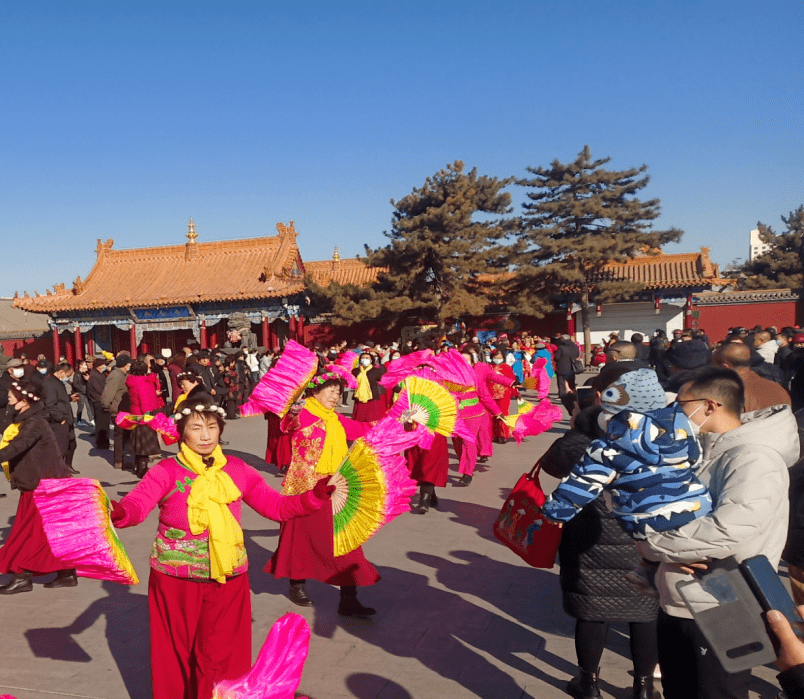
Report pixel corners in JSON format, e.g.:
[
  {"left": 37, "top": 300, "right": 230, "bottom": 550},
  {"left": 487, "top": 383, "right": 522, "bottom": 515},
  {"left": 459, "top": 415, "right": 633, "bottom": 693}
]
[{"left": 171, "top": 404, "right": 226, "bottom": 421}]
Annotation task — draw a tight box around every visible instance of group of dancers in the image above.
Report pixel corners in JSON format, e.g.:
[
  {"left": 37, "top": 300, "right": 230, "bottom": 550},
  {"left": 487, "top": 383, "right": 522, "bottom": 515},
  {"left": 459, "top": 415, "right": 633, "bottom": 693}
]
[{"left": 0, "top": 342, "right": 557, "bottom": 698}]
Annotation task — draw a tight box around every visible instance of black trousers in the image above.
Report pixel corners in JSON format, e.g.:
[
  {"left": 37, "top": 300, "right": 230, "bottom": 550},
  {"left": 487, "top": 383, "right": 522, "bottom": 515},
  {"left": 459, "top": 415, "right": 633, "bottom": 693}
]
[
  {"left": 557, "top": 372, "right": 577, "bottom": 396},
  {"left": 50, "top": 421, "right": 77, "bottom": 468},
  {"left": 657, "top": 610, "right": 751, "bottom": 699},
  {"left": 93, "top": 402, "right": 111, "bottom": 449},
  {"left": 113, "top": 418, "right": 129, "bottom": 466},
  {"left": 574, "top": 618, "right": 657, "bottom": 677}
]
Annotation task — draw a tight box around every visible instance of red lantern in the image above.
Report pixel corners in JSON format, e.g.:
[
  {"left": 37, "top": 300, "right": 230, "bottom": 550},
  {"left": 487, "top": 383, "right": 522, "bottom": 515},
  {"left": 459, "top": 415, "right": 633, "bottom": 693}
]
[
  {"left": 654, "top": 296, "right": 661, "bottom": 314},
  {"left": 596, "top": 303, "right": 602, "bottom": 317}
]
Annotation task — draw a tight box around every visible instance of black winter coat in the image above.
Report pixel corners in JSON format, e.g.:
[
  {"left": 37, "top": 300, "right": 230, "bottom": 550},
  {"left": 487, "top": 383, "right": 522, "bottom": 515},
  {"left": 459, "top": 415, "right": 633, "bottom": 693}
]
[
  {"left": 541, "top": 406, "right": 659, "bottom": 623},
  {"left": 351, "top": 365, "right": 387, "bottom": 401},
  {"left": 0, "top": 403, "right": 71, "bottom": 491},
  {"left": 553, "top": 341, "right": 580, "bottom": 376}
]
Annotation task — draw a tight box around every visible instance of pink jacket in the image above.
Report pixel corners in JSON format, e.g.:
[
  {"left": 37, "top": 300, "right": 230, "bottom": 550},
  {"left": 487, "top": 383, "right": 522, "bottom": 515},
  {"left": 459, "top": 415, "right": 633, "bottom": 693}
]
[
  {"left": 115, "top": 455, "right": 326, "bottom": 579},
  {"left": 126, "top": 373, "right": 165, "bottom": 414},
  {"left": 455, "top": 362, "right": 513, "bottom": 419}
]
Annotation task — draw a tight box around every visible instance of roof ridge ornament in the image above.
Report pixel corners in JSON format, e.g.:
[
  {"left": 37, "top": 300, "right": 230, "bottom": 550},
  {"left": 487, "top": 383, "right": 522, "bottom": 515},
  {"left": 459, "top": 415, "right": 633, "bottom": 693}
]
[{"left": 185, "top": 218, "right": 199, "bottom": 261}]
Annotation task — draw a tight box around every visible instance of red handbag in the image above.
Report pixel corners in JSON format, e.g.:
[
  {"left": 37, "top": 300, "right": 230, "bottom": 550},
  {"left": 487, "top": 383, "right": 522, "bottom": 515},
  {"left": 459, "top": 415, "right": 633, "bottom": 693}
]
[{"left": 493, "top": 459, "right": 563, "bottom": 568}]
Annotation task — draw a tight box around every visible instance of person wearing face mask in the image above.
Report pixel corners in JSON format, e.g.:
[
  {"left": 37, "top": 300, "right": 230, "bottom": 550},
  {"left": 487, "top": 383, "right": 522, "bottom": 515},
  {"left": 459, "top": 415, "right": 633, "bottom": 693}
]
[
  {"left": 0, "top": 381, "right": 73, "bottom": 593},
  {"left": 88, "top": 358, "right": 111, "bottom": 450},
  {"left": 351, "top": 352, "right": 388, "bottom": 422},
  {"left": 636, "top": 365, "right": 798, "bottom": 699},
  {"left": 489, "top": 350, "right": 516, "bottom": 443},
  {"left": 38, "top": 362, "right": 79, "bottom": 474},
  {"left": 0, "top": 359, "right": 27, "bottom": 416}
]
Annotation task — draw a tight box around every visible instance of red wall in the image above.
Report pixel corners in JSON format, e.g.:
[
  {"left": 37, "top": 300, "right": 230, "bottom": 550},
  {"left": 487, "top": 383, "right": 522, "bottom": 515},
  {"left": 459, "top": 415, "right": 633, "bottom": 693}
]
[
  {"left": 1, "top": 335, "right": 53, "bottom": 361},
  {"left": 694, "top": 301, "right": 799, "bottom": 343}
]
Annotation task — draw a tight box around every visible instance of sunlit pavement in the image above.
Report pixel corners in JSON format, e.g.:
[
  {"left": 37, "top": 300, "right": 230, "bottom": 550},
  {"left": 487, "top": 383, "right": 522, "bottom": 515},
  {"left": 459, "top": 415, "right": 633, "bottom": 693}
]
[{"left": 0, "top": 377, "right": 780, "bottom": 698}]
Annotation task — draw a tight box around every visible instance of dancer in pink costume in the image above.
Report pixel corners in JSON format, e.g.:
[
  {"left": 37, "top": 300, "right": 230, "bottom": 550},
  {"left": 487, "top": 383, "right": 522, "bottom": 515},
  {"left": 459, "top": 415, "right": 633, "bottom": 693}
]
[{"left": 452, "top": 351, "right": 514, "bottom": 487}]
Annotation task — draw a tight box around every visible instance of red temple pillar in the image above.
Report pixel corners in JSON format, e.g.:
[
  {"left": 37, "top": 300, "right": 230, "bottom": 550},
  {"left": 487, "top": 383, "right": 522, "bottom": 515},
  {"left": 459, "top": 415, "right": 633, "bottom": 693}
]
[
  {"left": 684, "top": 294, "right": 693, "bottom": 330},
  {"left": 288, "top": 315, "right": 297, "bottom": 341},
  {"left": 268, "top": 321, "right": 277, "bottom": 350},
  {"left": 200, "top": 320, "right": 208, "bottom": 350},
  {"left": 566, "top": 308, "right": 576, "bottom": 337},
  {"left": 296, "top": 315, "right": 305, "bottom": 345},
  {"left": 65, "top": 339, "right": 74, "bottom": 365},
  {"left": 52, "top": 327, "right": 61, "bottom": 363},
  {"left": 129, "top": 324, "right": 137, "bottom": 357},
  {"left": 261, "top": 316, "right": 269, "bottom": 348},
  {"left": 74, "top": 326, "right": 83, "bottom": 361},
  {"left": 87, "top": 335, "right": 95, "bottom": 357}
]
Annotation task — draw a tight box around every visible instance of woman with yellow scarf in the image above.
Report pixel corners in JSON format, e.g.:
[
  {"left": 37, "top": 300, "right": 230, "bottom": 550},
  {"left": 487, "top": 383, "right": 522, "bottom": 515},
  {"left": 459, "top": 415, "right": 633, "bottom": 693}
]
[
  {"left": 109, "top": 399, "right": 334, "bottom": 699},
  {"left": 351, "top": 351, "right": 389, "bottom": 422},
  {"left": 266, "top": 369, "right": 378, "bottom": 616}
]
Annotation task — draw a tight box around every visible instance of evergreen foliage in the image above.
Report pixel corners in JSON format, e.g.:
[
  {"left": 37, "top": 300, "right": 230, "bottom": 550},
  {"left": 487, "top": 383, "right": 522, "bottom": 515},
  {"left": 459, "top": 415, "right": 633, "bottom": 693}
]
[
  {"left": 307, "top": 161, "right": 515, "bottom": 331},
  {"left": 740, "top": 206, "right": 804, "bottom": 289},
  {"left": 510, "top": 146, "right": 683, "bottom": 353}
]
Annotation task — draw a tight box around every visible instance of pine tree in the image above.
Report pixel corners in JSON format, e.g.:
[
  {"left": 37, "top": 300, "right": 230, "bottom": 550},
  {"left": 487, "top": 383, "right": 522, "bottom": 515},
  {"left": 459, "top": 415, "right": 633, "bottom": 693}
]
[
  {"left": 308, "top": 161, "right": 515, "bottom": 333},
  {"left": 740, "top": 206, "right": 804, "bottom": 289},
  {"left": 510, "top": 146, "right": 683, "bottom": 356}
]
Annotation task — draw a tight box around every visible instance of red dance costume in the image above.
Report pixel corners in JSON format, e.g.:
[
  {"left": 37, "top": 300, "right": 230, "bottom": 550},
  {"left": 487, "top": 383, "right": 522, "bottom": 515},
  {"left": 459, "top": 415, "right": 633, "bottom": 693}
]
[
  {"left": 452, "top": 363, "right": 514, "bottom": 476},
  {"left": 266, "top": 407, "right": 380, "bottom": 586},
  {"left": 114, "top": 455, "right": 326, "bottom": 699},
  {"left": 264, "top": 411, "right": 292, "bottom": 470},
  {"left": 490, "top": 362, "right": 517, "bottom": 440},
  {"left": 406, "top": 433, "right": 449, "bottom": 488},
  {"left": 0, "top": 402, "right": 72, "bottom": 576}
]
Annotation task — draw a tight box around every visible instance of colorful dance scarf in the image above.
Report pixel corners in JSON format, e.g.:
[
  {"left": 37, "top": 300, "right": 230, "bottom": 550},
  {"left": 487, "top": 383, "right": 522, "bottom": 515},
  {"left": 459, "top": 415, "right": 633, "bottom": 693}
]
[
  {"left": 180, "top": 443, "right": 243, "bottom": 583},
  {"left": 354, "top": 366, "right": 373, "bottom": 403},
  {"left": 305, "top": 397, "right": 349, "bottom": 476},
  {"left": 0, "top": 422, "right": 19, "bottom": 481}
]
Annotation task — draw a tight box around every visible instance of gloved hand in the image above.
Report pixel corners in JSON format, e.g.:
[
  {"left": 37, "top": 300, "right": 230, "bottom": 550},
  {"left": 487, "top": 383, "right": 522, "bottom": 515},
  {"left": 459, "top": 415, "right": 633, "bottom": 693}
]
[
  {"left": 110, "top": 499, "right": 127, "bottom": 525},
  {"left": 312, "top": 478, "right": 337, "bottom": 500}
]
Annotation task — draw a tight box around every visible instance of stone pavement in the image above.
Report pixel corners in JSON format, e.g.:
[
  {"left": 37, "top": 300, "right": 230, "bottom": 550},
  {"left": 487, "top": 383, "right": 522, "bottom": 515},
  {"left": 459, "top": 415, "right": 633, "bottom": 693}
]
[{"left": 0, "top": 378, "right": 782, "bottom": 699}]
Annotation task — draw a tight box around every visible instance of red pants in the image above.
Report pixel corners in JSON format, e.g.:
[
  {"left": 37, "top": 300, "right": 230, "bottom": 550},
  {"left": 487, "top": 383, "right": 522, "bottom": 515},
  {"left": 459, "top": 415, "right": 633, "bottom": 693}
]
[{"left": 148, "top": 569, "right": 252, "bottom": 699}]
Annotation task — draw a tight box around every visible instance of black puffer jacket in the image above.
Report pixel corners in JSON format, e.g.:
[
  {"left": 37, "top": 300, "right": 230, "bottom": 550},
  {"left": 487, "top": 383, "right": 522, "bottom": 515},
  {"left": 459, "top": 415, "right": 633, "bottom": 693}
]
[
  {"left": 0, "top": 402, "right": 71, "bottom": 491},
  {"left": 541, "top": 406, "right": 659, "bottom": 623}
]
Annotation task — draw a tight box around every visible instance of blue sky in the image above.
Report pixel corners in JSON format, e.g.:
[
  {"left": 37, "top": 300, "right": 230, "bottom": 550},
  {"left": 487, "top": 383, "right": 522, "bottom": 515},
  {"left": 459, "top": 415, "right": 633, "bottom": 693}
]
[{"left": 2, "top": 0, "right": 802, "bottom": 298}]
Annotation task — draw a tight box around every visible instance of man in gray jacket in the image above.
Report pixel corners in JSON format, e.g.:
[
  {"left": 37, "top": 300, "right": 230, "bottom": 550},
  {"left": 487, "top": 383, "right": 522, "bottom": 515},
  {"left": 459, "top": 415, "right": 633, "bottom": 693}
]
[
  {"left": 101, "top": 355, "right": 132, "bottom": 469},
  {"left": 639, "top": 365, "right": 799, "bottom": 699}
]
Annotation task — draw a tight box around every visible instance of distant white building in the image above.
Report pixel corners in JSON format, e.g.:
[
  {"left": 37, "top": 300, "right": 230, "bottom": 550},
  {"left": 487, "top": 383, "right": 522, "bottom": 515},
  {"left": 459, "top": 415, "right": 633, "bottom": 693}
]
[{"left": 749, "top": 228, "right": 772, "bottom": 261}]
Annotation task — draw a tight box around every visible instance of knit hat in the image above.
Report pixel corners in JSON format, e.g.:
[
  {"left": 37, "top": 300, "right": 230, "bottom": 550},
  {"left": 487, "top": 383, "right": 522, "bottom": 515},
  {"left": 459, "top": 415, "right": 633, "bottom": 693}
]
[
  {"left": 666, "top": 340, "right": 709, "bottom": 369},
  {"left": 116, "top": 355, "right": 133, "bottom": 368},
  {"left": 599, "top": 368, "right": 666, "bottom": 415}
]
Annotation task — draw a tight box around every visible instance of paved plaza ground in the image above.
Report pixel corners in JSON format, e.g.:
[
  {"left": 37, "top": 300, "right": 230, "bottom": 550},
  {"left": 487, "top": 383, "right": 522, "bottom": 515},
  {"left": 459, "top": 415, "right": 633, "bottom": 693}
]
[{"left": 0, "top": 378, "right": 783, "bottom": 698}]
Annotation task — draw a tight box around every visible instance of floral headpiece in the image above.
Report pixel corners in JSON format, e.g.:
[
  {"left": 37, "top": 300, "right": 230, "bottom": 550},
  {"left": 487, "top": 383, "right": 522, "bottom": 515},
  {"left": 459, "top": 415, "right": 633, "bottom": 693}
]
[
  {"left": 11, "top": 382, "right": 41, "bottom": 402},
  {"left": 176, "top": 370, "right": 202, "bottom": 383},
  {"left": 307, "top": 371, "right": 344, "bottom": 389},
  {"left": 171, "top": 403, "right": 226, "bottom": 421}
]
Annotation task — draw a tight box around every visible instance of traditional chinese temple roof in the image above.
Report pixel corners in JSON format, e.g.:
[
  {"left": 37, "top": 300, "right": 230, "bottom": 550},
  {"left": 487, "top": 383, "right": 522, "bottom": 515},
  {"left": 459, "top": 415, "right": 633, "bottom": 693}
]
[
  {"left": 305, "top": 248, "right": 386, "bottom": 286},
  {"left": 13, "top": 221, "right": 307, "bottom": 313},
  {"left": 590, "top": 247, "right": 732, "bottom": 290}
]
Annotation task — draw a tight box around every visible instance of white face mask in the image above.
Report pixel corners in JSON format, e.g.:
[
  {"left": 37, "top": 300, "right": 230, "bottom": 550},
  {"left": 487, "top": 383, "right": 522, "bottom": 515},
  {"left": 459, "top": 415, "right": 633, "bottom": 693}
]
[
  {"left": 493, "top": 358, "right": 503, "bottom": 365},
  {"left": 37, "top": 368, "right": 48, "bottom": 375},
  {"left": 10, "top": 368, "right": 24, "bottom": 379},
  {"left": 360, "top": 358, "right": 372, "bottom": 367},
  {"left": 687, "top": 402, "right": 711, "bottom": 435}
]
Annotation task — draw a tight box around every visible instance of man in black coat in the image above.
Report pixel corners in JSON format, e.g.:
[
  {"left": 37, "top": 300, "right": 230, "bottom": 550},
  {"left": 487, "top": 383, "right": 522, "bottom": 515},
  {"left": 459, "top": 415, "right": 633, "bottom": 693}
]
[
  {"left": 88, "top": 358, "right": 111, "bottom": 449},
  {"left": 39, "top": 361, "right": 79, "bottom": 473},
  {"left": 553, "top": 334, "right": 581, "bottom": 397}
]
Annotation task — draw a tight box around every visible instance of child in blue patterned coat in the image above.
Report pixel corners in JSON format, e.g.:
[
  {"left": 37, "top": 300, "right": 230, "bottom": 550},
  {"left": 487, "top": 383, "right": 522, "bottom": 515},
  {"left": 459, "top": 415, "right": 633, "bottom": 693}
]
[
  {"left": 543, "top": 368, "right": 712, "bottom": 535},
  {"left": 541, "top": 368, "right": 713, "bottom": 590}
]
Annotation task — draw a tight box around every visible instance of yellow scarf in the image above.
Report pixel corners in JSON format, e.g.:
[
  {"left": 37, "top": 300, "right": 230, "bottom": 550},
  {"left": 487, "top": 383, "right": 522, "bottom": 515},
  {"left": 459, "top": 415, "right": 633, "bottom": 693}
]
[
  {"left": 354, "top": 366, "right": 373, "bottom": 403},
  {"left": 173, "top": 392, "right": 187, "bottom": 411},
  {"left": 305, "top": 397, "right": 349, "bottom": 475},
  {"left": 179, "top": 443, "right": 243, "bottom": 583},
  {"left": 0, "top": 423, "right": 19, "bottom": 481}
]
